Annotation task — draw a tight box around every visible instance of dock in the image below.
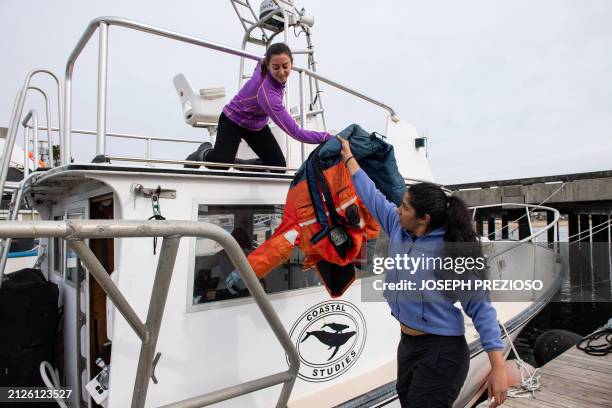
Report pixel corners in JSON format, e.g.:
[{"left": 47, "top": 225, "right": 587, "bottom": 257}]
[{"left": 504, "top": 344, "right": 612, "bottom": 408}]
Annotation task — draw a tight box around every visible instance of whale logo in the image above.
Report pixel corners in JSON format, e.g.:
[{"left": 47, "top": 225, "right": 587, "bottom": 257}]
[
  {"left": 300, "top": 325, "right": 357, "bottom": 360},
  {"left": 287, "top": 300, "right": 367, "bottom": 382}
]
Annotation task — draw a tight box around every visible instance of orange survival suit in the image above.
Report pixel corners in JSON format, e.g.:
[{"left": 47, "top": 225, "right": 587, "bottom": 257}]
[{"left": 248, "top": 143, "right": 380, "bottom": 297}]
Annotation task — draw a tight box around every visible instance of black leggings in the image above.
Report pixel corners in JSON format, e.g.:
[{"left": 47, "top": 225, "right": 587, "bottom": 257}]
[
  {"left": 396, "top": 332, "right": 470, "bottom": 408},
  {"left": 207, "top": 112, "right": 286, "bottom": 168}
]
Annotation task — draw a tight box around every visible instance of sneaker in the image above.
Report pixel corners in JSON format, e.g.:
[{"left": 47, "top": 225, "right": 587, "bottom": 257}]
[{"left": 184, "top": 142, "right": 212, "bottom": 168}]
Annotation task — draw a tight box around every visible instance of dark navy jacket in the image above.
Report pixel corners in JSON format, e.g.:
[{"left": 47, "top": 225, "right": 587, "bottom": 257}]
[{"left": 292, "top": 124, "right": 406, "bottom": 206}]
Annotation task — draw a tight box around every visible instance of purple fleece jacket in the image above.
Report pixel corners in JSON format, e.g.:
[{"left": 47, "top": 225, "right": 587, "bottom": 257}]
[{"left": 223, "top": 61, "right": 332, "bottom": 144}]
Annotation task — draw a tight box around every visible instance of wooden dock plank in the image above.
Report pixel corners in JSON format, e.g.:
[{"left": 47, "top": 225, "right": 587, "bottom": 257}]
[
  {"left": 549, "top": 353, "right": 612, "bottom": 374},
  {"left": 550, "top": 357, "right": 612, "bottom": 380},
  {"left": 532, "top": 373, "right": 612, "bottom": 407},
  {"left": 543, "top": 362, "right": 612, "bottom": 388},
  {"left": 504, "top": 344, "right": 612, "bottom": 408}
]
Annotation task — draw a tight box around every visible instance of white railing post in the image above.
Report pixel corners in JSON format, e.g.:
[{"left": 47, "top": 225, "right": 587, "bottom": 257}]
[
  {"left": 23, "top": 126, "right": 30, "bottom": 178},
  {"left": 32, "top": 112, "right": 39, "bottom": 169},
  {"left": 299, "top": 70, "right": 306, "bottom": 162},
  {"left": 146, "top": 138, "right": 152, "bottom": 159},
  {"left": 96, "top": 21, "right": 109, "bottom": 157}
]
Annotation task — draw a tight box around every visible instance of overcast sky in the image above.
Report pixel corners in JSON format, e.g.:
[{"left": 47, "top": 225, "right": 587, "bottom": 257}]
[{"left": 1, "top": 0, "right": 610, "bottom": 184}]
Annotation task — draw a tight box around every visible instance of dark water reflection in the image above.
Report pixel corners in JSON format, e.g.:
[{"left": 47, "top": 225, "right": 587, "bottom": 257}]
[
  {"left": 472, "top": 225, "right": 611, "bottom": 406},
  {"left": 513, "top": 228, "right": 612, "bottom": 367}
]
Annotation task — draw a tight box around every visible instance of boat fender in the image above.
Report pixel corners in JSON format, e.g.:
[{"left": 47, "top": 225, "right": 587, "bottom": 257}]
[
  {"left": 504, "top": 359, "right": 536, "bottom": 387},
  {"left": 534, "top": 329, "right": 582, "bottom": 366}
]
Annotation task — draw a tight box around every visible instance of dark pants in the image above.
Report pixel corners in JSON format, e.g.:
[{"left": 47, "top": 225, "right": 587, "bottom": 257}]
[
  {"left": 207, "top": 112, "right": 286, "bottom": 169},
  {"left": 396, "top": 332, "right": 470, "bottom": 408}
]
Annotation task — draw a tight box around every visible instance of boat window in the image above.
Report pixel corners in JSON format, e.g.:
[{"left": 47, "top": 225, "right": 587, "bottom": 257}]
[
  {"left": 53, "top": 215, "right": 64, "bottom": 276},
  {"left": 192, "top": 204, "right": 384, "bottom": 305},
  {"left": 8, "top": 238, "right": 37, "bottom": 253},
  {"left": 66, "top": 211, "right": 83, "bottom": 283}
]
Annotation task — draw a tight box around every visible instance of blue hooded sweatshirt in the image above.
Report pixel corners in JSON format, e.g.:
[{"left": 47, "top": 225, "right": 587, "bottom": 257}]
[{"left": 352, "top": 169, "right": 504, "bottom": 352}]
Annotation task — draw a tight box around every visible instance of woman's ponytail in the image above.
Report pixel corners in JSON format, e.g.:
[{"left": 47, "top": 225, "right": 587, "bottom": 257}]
[
  {"left": 408, "top": 183, "right": 485, "bottom": 277},
  {"left": 443, "top": 195, "right": 485, "bottom": 275},
  {"left": 443, "top": 195, "right": 478, "bottom": 244}
]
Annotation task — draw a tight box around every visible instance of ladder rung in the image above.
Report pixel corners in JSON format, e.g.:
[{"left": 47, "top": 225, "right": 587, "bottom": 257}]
[
  {"left": 260, "top": 22, "right": 283, "bottom": 33},
  {"left": 246, "top": 37, "right": 266, "bottom": 46},
  {"left": 241, "top": 17, "right": 256, "bottom": 26},
  {"left": 292, "top": 49, "right": 314, "bottom": 55}
]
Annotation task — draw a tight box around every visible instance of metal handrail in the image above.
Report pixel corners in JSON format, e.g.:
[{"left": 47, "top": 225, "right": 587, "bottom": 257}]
[
  {"left": 63, "top": 16, "right": 399, "bottom": 162},
  {"left": 26, "top": 87, "right": 54, "bottom": 168},
  {"left": 0, "top": 172, "right": 39, "bottom": 280},
  {"left": 0, "top": 69, "right": 63, "bottom": 199},
  {"left": 0, "top": 220, "right": 300, "bottom": 408},
  {"left": 21, "top": 110, "right": 42, "bottom": 177},
  {"left": 470, "top": 203, "right": 560, "bottom": 259},
  {"left": 105, "top": 155, "right": 299, "bottom": 172},
  {"left": 36, "top": 126, "right": 201, "bottom": 143},
  {"left": 30, "top": 106, "right": 324, "bottom": 161}
]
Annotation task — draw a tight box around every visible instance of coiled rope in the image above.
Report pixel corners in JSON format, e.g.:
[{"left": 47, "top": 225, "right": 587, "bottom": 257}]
[
  {"left": 577, "top": 318, "right": 612, "bottom": 356},
  {"left": 499, "top": 321, "right": 541, "bottom": 399}
]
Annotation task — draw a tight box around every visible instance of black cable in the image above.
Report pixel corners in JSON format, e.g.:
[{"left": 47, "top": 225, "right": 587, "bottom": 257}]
[
  {"left": 576, "top": 328, "right": 612, "bottom": 356},
  {"left": 293, "top": 25, "right": 305, "bottom": 37}
]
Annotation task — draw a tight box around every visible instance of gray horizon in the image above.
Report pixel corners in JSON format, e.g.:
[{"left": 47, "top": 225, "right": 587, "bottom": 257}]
[{"left": 1, "top": 0, "right": 610, "bottom": 184}]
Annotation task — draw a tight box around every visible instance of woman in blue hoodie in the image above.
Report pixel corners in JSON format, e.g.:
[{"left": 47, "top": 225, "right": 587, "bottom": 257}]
[{"left": 338, "top": 137, "right": 508, "bottom": 408}]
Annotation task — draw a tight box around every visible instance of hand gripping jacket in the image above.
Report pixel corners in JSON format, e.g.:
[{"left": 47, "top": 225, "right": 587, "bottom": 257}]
[{"left": 247, "top": 124, "right": 406, "bottom": 297}]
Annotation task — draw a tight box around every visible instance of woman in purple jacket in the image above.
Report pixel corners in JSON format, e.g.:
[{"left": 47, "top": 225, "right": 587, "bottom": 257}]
[{"left": 185, "top": 43, "right": 332, "bottom": 169}]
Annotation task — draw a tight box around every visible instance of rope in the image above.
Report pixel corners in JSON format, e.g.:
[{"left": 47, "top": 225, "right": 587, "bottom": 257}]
[
  {"left": 576, "top": 319, "right": 612, "bottom": 356},
  {"left": 566, "top": 217, "right": 612, "bottom": 243},
  {"left": 484, "top": 182, "right": 566, "bottom": 239},
  {"left": 40, "top": 361, "right": 69, "bottom": 408},
  {"left": 499, "top": 320, "right": 542, "bottom": 399}
]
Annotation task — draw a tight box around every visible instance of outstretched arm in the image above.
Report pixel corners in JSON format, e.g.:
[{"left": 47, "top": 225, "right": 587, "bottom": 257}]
[
  {"left": 257, "top": 80, "right": 332, "bottom": 144},
  {"left": 338, "top": 136, "right": 400, "bottom": 236}
]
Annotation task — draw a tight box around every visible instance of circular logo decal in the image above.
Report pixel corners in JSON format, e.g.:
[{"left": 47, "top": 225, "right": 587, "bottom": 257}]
[{"left": 287, "top": 300, "right": 367, "bottom": 382}]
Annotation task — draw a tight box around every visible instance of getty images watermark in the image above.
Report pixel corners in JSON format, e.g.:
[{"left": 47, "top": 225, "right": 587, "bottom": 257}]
[
  {"left": 359, "top": 241, "right": 609, "bottom": 303},
  {"left": 370, "top": 254, "right": 544, "bottom": 292}
]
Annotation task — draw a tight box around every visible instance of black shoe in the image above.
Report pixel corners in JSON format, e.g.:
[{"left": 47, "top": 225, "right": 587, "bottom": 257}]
[{"left": 184, "top": 142, "right": 212, "bottom": 168}]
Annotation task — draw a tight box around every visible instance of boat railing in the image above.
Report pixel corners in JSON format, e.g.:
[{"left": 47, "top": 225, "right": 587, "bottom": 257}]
[
  {"left": 21, "top": 124, "right": 300, "bottom": 170},
  {"left": 469, "top": 203, "right": 561, "bottom": 260},
  {"left": 2, "top": 16, "right": 400, "bottom": 192},
  {"left": 0, "top": 219, "right": 300, "bottom": 408},
  {"left": 0, "top": 69, "right": 63, "bottom": 203},
  {"left": 24, "top": 104, "right": 321, "bottom": 167},
  {"left": 0, "top": 74, "right": 62, "bottom": 265},
  {"left": 61, "top": 16, "right": 399, "bottom": 167}
]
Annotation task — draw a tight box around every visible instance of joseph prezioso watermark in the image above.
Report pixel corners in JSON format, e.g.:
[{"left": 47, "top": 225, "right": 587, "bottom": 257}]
[{"left": 364, "top": 251, "right": 549, "bottom": 301}]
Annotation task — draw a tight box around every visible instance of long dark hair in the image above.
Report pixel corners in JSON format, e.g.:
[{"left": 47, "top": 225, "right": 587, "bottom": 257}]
[
  {"left": 261, "top": 42, "right": 293, "bottom": 77},
  {"left": 408, "top": 183, "right": 484, "bottom": 274}
]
